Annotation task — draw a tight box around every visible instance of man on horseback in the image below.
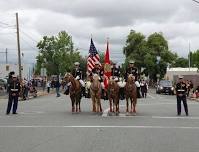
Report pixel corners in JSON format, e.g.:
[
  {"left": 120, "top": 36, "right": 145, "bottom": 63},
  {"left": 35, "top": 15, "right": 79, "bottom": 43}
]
[
  {"left": 90, "top": 61, "right": 104, "bottom": 82},
  {"left": 72, "top": 62, "right": 85, "bottom": 96},
  {"left": 125, "top": 60, "right": 141, "bottom": 98},
  {"left": 125, "top": 60, "right": 138, "bottom": 81},
  {"left": 111, "top": 62, "right": 125, "bottom": 100},
  {"left": 111, "top": 62, "right": 120, "bottom": 81},
  {"left": 89, "top": 61, "right": 104, "bottom": 111}
]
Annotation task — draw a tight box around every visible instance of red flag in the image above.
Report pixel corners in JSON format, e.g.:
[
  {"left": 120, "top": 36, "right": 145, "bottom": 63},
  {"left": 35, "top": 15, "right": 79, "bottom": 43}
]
[{"left": 103, "top": 41, "right": 111, "bottom": 89}]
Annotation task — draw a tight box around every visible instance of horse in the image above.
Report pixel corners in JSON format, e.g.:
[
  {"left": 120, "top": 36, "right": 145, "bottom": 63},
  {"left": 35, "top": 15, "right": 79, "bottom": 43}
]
[
  {"left": 64, "top": 73, "right": 82, "bottom": 113},
  {"left": 90, "top": 74, "right": 102, "bottom": 112},
  {"left": 125, "top": 74, "right": 137, "bottom": 114},
  {"left": 108, "top": 77, "right": 120, "bottom": 115}
]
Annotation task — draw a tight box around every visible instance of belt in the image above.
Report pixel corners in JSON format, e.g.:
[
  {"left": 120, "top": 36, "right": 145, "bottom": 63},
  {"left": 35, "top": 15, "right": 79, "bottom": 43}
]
[
  {"left": 11, "top": 89, "right": 18, "bottom": 91},
  {"left": 177, "top": 89, "right": 185, "bottom": 92}
]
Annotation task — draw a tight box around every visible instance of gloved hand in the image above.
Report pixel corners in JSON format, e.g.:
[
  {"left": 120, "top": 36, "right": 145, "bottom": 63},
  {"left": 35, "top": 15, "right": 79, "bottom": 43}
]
[{"left": 75, "top": 76, "right": 80, "bottom": 80}]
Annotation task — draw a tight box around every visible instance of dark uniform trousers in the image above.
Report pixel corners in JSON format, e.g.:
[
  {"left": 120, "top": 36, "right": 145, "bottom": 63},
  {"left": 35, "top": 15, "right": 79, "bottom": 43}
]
[
  {"left": 6, "top": 81, "right": 20, "bottom": 114},
  {"left": 176, "top": 82, "right": 188, "bottom": 115},
  {"left": 7, "top": 95, "right": 18, "bottom": 114},
  {"left": 177, "top": 95, "right": 188, "bottom": 115}
]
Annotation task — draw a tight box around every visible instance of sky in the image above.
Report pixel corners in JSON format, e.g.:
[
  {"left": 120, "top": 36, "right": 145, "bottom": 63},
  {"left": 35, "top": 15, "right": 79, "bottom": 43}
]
[{"left": 0, "top": 0, "right": 199, "bottom": 65}]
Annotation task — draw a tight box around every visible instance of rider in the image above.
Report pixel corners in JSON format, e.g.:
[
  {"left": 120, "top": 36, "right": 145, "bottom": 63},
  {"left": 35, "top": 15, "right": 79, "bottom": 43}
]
[
  {"left": 72, "top": 62, "right": 85, "bottom": 96},
  {"left": 125, "top": 60, "right": 141, "bottom": 98},
  {"left": 90, "top": 61, "right": 104, "bottom": 82},
  {"left": 111, "top": 62, "right": 120, "bottom": 82},
  {"left": 125, "top": 60, "right": 138, "bottom": 81}
]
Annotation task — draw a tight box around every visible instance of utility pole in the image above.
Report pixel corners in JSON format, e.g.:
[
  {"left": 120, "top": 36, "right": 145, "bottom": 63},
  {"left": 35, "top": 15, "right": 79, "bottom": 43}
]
[
  {"left": 16, "top": 12, "right": 22, "bottom": 80},
  {"left": 189, "top": 42, "right": 191, "bottom": 71}
]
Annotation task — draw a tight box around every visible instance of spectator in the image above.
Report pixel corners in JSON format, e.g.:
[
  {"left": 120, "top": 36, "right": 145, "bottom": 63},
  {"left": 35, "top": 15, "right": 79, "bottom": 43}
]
[
  {"left": 46, "top": 80, "right": 51, "bottom": 93},
  {"left": 55, "top": 76, "right": 61, "bottom": 97}
]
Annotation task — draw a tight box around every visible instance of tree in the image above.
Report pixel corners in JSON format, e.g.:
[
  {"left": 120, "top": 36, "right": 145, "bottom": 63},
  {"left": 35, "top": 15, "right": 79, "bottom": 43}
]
[
  {"left": 190, "top": 50, "right": 199, "bottom": 68},
  {"left": 173, "top": 57, "right": 189, "bottom": 68},
  {"left": 35, "top": 31, "right": 81, "bottom": 76},
  {"left": 123, "top": 30, "right": 147, "bottom": 70},
  {"left": 123, "top": 31, "right": 177, "bottom": 81}
]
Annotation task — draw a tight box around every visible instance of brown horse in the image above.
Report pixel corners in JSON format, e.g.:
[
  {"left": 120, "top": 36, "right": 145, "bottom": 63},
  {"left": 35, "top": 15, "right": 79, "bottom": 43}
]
[
  {"left": 125, "top": 74, "right": 137, "bottom": 113},
  {"left": 64, "top": 73, "right": 82, "bottom": 113},
  {"left": 108, "top": 78, "right": 120, "bottom": 114},
  {"left": 90, "top": 74, "right": 102, "bottom": 112}
]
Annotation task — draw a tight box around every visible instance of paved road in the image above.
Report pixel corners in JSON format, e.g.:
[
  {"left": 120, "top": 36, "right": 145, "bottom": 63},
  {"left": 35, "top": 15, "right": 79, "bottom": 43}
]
[{"left": 0, "top": 90, "right": 199, "bottom": 152}]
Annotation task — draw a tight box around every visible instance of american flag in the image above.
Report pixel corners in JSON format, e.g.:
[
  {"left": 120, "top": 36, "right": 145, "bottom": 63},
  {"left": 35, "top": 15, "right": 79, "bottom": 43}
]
[{"left": 87, "top": 38, "right": 100, "bottom": 72}]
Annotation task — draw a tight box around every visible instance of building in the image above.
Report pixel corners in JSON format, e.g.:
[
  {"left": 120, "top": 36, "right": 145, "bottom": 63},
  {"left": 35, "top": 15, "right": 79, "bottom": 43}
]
[
  {"left": 165, "top": 67, "right": 199, "bottom": 88},
  {"left": 0, "top": 64, "right": 34, "bottom": 80}
]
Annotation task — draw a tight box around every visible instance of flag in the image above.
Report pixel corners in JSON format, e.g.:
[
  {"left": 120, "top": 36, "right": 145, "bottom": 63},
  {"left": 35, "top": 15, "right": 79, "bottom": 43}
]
[
  {"left": 87, "top": 38, "right": 100, "bottom": 72},
  {"left": 103, "top": 41, "right": 111, "bottom": 90}
]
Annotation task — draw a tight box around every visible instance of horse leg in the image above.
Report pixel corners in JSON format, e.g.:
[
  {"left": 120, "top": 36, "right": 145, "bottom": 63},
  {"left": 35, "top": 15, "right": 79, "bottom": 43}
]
[
  {"left": 96, "top": 97, "right": 100, "bottom": 112},
  {"left": 78, "top": 94, "right": 81, "bottom": 112},
  {"left": 70, "top": 96, "right": 75, "bottom": 112},
  {"left": 126, "top": 98, "right": 129, "bottom": 113},
  {"left": 99, "top": 101, "right": 102, "bottom": 112},
  {"left": 117, "top": 98, "right": 120, "bottom": 113},
  {"left": 109, "top": 99, "right": 113, "bottom": 112},
  {"left": 130, "top": 98, "right": 133, "bottom": 113},
  {"left": 91, "top": 95, "right": 96, "bottom": 112},
  {"left": 75, "top": 100, "right": 78, "bottom": 113},
  {"left": 133, "top": 97, "right": 137, "bottom": 113}
]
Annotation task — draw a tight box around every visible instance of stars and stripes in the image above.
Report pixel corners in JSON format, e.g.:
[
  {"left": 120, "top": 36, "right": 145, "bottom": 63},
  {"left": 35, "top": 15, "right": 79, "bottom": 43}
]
[{"left": 87, "top": 38, "right": 100, "bottom": 72}]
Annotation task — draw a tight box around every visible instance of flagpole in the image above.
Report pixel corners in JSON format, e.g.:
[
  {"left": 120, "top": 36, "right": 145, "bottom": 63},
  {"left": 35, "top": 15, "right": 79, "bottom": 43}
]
[{"left": 189, "top": 42, "right": 191, "bottom": 71}]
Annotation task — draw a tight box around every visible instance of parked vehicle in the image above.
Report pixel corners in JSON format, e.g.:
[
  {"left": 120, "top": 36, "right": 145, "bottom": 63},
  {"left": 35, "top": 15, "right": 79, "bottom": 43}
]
[
  {"left": 156, "top": 80, "right": 174, "bottom": 95},
  {"left": 0, "top": 78, "right": 7, "bottom": 90}
]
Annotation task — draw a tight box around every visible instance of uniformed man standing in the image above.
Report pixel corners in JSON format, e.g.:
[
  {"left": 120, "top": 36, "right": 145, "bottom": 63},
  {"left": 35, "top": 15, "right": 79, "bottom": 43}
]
[
  {"left": 176, "top": 75, "right": 189, "bottom": 116},
  {"left": 6, "top": 74, "right": 20, "bottom": 115},
  {"left": 125, "top": 60, "right": 138, "bottom": 81},
  {"left": 111, "top": 62, "right": 120, "bottom": 81}
]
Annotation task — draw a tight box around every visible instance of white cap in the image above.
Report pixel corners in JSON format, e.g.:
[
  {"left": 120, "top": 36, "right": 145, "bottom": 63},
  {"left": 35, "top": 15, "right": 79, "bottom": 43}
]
[
  {"left": 129, "top": 60, "right": 135, "bottom": 64},
  {"left": 95, "top": 61, "right": 100, "bottom": 65},
  {"left": 178, "top": 75, "right": 184, "bottom": 79},
  {"left": 12, "top": 74, "right": 17, "bottom": 78},
  {"left": 74, "top": 62, "right": 80, "bottom": 65}
]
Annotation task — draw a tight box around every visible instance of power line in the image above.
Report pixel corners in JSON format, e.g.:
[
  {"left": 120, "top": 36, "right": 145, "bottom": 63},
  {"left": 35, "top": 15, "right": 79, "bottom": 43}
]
[
  {"left": 193, "top": 0, "right": 199, "bottom": 4},
  {"left": 21, "top": 30, "right": 38, "bottom": 43}
]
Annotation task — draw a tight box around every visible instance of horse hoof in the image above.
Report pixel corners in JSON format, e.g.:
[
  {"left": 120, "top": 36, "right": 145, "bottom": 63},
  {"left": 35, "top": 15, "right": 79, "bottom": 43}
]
[{"left": 125, "top": 112, "right": 129, "bottom": 116}]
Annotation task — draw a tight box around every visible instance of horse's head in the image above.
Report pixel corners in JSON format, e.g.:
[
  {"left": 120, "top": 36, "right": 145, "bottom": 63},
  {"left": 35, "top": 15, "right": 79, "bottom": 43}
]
[
  {"left": 91, "top": 74, "right": 100, "bottom": 92},
  {"left": 109, "top": 77, "right": 115, "bottom": 86},
  {"left": 93, "top": 74, "right": 100, "bottom": 82},
  {"left": 64, "top": 72, "right": 73, "bottom": 83},
  {"left": 127, "top": 74, "right": 135, "bottom": 83}
]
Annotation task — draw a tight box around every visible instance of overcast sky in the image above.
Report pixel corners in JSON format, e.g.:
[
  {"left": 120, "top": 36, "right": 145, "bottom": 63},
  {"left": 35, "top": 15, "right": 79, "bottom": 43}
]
[{"left": 0, "top": 0, "right": 199, "bottom": 65}]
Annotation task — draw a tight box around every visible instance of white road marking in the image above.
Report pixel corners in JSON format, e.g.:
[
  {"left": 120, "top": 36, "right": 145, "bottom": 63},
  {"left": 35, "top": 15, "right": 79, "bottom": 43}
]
[
  {"left": 147, "top": 94, "right": 155, "bottom": 99},
  {"left": 19, "top": 111, "right": 45, "bottom": 115},
  {"left": 0, "top": 125, "right": 199, "bottom": 129},
  {"left": 102, "top": 108, "right": 109, "bottom": 117}
]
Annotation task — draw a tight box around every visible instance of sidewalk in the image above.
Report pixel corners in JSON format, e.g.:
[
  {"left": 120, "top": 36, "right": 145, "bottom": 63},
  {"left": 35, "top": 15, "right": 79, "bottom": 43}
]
[{"left": 0, "top": 90, "right": 56, "bottom": 100}]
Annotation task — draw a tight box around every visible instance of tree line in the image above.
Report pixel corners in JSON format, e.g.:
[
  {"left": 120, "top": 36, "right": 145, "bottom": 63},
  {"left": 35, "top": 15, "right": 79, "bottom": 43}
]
[{"left": 35, "top": 30, "right": 199, "bottom": 81}]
